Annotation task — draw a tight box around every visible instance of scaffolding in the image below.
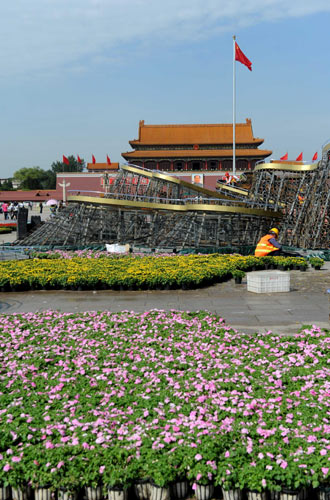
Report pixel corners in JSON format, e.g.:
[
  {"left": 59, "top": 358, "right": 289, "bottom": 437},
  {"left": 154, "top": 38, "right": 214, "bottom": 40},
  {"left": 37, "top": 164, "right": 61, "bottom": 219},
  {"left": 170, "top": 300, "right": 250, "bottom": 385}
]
[{"left": 15, "top": 144, "right": 329, "bottom": 250}]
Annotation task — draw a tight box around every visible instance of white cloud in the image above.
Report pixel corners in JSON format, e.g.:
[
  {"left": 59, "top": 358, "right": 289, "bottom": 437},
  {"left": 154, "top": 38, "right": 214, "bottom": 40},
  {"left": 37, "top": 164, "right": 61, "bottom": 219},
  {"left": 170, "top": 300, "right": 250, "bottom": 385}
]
[{"left": 1, "top": 0, "right": 329, "bottom": 78}]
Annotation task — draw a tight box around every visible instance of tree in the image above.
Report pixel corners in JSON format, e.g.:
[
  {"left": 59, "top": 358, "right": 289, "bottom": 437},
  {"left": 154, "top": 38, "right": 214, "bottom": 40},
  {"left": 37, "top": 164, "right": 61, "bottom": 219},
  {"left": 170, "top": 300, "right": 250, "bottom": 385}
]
[
  {"left": 0, "top": 179, "right": 14, "bottom": 191},
  {"left": 13, "top": 167, "right": 50, "bottom": 190},
  {"left": 51, "top": 155, "right": 85, "bottom": 174}
]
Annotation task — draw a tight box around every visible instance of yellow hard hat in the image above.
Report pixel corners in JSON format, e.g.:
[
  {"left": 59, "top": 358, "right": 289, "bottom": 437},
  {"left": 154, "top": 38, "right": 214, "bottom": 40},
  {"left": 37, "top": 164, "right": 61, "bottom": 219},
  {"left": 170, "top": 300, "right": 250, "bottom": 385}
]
[{"left": 270, "top": 228, "right": 279, "bottom": 236}]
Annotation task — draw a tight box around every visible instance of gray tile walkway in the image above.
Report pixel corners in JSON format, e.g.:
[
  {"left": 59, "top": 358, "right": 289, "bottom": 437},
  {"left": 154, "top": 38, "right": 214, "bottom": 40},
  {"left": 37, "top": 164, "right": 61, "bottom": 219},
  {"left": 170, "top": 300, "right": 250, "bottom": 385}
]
[{"left": 0, "top": 263, "right": 329, "bottom": 335}]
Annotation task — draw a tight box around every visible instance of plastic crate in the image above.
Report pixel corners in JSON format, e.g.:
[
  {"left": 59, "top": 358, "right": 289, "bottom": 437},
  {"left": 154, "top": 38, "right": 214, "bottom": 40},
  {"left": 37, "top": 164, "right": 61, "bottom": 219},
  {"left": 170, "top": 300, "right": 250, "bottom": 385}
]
[{"left": 247, "top": 270, "right": 290, "bottom": 293}]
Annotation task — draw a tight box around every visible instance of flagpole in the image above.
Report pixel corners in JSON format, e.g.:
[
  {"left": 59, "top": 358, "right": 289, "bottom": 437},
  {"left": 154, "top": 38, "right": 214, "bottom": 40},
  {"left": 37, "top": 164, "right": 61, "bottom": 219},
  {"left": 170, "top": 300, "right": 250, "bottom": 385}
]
[{"left": 233, "top": 35, "right": 236, "bottom": 177}]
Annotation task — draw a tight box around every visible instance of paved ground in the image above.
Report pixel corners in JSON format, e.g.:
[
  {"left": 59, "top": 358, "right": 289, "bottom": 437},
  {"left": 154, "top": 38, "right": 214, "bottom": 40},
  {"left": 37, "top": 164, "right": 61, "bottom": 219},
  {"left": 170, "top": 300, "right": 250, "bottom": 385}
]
[
  {"left": 0, "top": 209, "right": 329, "bottom": 334},
  {"left": 0, "top": 261, "right": 328, "bottom": 335},
  {"left": 0, "top": 205, "right": 53, "bottom": 245}
]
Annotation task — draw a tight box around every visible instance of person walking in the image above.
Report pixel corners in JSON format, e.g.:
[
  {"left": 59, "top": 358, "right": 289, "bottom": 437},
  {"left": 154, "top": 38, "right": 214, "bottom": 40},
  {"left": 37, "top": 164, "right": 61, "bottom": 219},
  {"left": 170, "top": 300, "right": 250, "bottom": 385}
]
[
  {"left": 13, "top": 202, "right": 18, "bottom": 220},
  {"left": 1, "top": 202, "right": 8, "bottom": 220},
  {"left": 255, "top": 228, "right": 282, "bottom": 256},
  {"left": 8, "top": 203, "right": 14, "bottom": 220},
  {"left": 39, "top": 202, "right": 43, "bottom": 214}
]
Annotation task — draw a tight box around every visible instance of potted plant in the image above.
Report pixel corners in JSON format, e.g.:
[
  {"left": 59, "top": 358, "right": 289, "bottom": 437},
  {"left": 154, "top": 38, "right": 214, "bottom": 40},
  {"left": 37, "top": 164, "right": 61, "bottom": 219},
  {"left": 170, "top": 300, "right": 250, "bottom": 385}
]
[
  {"left": 186, "top": 445, "right": 222, "bottom": 500},
  {"left": 148, "top": 453, "right": 178, "bottom": 500},
  {"left": 129, "top": 454, "right": 151, "bottom": 500},
  {"left": 215, "top": 448, "right": 246, "bottom": 500},
  {"left": 232, "top": 270, "right": 245, "bottom": 285},
  {"left": 103, "top": 448, "right": 132, "bottom": 500},
  {"left": 309, "top": 257, "right": 324, "bottom": 270},
  {"left": 1, "top": 453, "right": 32, "bottom": 500}
]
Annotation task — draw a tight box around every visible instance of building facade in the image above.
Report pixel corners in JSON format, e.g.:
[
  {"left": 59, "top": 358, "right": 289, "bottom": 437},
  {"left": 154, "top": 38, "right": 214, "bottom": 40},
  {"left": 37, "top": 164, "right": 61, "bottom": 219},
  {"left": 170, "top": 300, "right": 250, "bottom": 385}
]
[{"left": 121, "top": 119, "right": 272, "bottom": 190}]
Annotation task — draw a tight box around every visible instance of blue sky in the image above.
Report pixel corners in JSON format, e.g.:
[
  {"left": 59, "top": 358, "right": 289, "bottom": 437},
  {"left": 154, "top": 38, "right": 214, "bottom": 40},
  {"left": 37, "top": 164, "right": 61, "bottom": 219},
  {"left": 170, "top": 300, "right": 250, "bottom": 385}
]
[{"left": 1, "top": 0, "right": 330, "bottom": 177}]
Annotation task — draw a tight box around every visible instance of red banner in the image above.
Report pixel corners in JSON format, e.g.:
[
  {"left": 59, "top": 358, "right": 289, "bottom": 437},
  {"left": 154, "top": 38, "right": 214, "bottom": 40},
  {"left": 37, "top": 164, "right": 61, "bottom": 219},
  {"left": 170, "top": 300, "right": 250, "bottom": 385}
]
[{"left": 235, "top": 42, "right": 252, "bottom": 71}]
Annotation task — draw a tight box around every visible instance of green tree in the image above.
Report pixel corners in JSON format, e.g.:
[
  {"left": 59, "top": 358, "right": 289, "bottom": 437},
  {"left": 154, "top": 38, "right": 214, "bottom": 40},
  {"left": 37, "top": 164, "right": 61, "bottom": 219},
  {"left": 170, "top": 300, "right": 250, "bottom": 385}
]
[
  {"left": 51, "top": 155, "right": 85, "bottom": 174},
  {"left": 0, "top": 179, "right": 14, "bottom": 190},
  {"left": 13, "top": 167, "right": 50, "bottom": 190}
]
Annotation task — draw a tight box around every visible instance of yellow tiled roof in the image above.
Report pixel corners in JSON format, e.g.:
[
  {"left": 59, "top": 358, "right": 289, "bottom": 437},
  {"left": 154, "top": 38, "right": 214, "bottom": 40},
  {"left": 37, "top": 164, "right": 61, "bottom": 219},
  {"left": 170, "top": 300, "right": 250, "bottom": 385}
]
[{"left": 129, "top": 119, "right": 264, "bottom": 146}]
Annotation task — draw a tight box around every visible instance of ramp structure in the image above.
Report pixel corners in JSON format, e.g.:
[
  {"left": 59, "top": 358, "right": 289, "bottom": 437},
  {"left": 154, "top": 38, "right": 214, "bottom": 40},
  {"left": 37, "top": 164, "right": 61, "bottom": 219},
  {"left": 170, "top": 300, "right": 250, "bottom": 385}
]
[{"left": 16, "top": 144, "right": 329, "bottom": 250}]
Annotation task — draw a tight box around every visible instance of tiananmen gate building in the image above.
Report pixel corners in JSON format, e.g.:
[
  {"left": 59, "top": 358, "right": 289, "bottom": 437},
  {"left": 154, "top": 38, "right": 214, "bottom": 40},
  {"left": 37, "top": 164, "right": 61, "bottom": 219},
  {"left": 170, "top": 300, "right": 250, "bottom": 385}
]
[{"left": 121, "top": 119, "right": 272, "bottom": 190}]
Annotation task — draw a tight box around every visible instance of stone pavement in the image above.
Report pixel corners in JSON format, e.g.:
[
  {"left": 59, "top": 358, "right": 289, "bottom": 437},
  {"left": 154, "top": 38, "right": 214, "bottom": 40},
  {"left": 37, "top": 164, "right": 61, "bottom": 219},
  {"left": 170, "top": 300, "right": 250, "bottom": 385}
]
[
  {"left": 0, "top": 205, "right": 53, "bottom": 246},
  {"left": 0, "top": 263, "right": 329, "bottom": 335}
]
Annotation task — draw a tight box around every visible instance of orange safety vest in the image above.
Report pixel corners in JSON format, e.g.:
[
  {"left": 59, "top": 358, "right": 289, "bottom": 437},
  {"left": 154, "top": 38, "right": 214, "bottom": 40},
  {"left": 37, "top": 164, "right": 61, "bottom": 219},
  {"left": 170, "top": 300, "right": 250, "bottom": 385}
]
[{"left": 255, "top": 234, "right": 278, "bottom": 257}]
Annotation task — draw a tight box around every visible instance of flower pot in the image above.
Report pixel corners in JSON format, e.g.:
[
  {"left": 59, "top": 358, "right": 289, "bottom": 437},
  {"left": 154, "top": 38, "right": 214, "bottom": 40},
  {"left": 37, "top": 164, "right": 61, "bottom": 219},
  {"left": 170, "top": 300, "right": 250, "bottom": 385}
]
[
  {"left": 195, "top": 484, "right": 214, "bottom": 500},
  {"left": 12, "top": 486, "right": 33, "bottom": 500},
  {"left": 247, "top": 492, "right": 267, "bottom": 500},
  {"left": 149, "top": 485, "right": 170, "bottom": 500},
  {"left": 34, "top": 487, "right": 54, "bottom": 500},
  {"left": 107, "top": 487, "right": 128, "bottom": 500},
  {"left": 85, "top": 487, "right": 104, "bottom": 500},
  {"left": 299, "top": 488, "right": 308, "bottom": 500},
  {"left": 170, "top": 481, "right": 189, "bottom": 499},
  {"left": 270, "top": 492, "right": 281, "bottom": 500},
  {"left": 58, "top": 490, "right": 78, "bottom": 500},
  {"left": 234, "top": 277, "right": 242, "bottom": 284},
  {"left": 313, "top": 266, "right": 321, "bottom": 270},
  {"left": 134, "top": 482, "right": 151, "bottom": 500},
  {"left": 222, "top": 489, "right": 243, "bottom": 500},
  {"left": 0, "top": 486, "right": 11, "bottom": 500},
  {"left": 299, "top": 267, "right": 306, "bottom": 272},
  {"left": 318, "top": 487, "right": 330, "bottom": 500},
  {"left": 280, "top": 489, "right": 300, "bottom": 500}
]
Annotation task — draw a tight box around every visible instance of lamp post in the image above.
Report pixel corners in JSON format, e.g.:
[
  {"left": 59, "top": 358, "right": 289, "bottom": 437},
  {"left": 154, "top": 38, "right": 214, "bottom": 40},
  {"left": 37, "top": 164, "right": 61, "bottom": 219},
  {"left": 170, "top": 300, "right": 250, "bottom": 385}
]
[{"left": 58, "top": 180, "right": 71, "bottom": 205}]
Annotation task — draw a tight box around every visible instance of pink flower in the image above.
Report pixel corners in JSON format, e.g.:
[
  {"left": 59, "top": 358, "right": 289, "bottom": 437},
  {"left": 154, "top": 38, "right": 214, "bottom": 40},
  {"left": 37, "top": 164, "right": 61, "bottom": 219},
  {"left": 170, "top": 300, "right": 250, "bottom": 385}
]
[
  {"left": 196, "top": 473, "right": 202, "bottom": 481},
  {"left": 143, "top": 410, "right": 149, "bottom": 417},
  {"left": 280, "top": 461, "right": 288, "bottom": 469},
  {"left": 57, "top": 461, "right": 64, "bottom": 469},
  {"left": 11, "top": 456, "right": 21, "bottom": 463},
  {"left": 321, "top": 468, "right": 329, "bottom": 476},
  {"left": 99, "top": 466, "right": 105, "bottom": 474},
  {"left": 320, "top": 450, "right": 327, "bottom": 456},
  {"left": 195, "top": 454, "right": 202, "bottom": 461},
  {"left": 262, "top": 479, "right": 267, "bottom": 488},
  {"left": 3, "top": 464, "right": 11, "bottom": 472},
  {"left": 224, "top": 451, "right": 230, "bottom": 458}
]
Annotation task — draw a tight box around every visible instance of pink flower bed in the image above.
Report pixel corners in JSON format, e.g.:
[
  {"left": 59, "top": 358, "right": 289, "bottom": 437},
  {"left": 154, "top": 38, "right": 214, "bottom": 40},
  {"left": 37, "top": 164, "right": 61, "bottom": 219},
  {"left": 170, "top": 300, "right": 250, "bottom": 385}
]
[{"left": 0, "top": 310, "right": 328, "bottom": 492}]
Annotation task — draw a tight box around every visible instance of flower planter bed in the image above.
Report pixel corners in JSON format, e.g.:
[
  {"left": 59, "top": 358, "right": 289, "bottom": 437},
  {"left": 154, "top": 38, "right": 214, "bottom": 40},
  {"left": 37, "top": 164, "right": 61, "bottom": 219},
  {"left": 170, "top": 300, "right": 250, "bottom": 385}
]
[
  {"left": 0, "top": 311, "right": 328, "bottom": 495},
  {"left": 0, "top": 254, "right": 310, "bottom": 292}
]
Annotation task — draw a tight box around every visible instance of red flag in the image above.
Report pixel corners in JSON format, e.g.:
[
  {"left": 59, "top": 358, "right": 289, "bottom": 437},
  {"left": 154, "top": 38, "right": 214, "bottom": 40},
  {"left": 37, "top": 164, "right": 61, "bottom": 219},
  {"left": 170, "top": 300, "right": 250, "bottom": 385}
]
[
  {"left": 280, "top": 153, "right": 288, "bottom": 161},
  {"left": 63, "top": 155, "right": 69, "bottom": 165},
  {"left": 235, "top": 42, "right": 252, "bottom": 71},
  {"left": 92, "top": 155, "right": 96, "bottom": 164},
  {"left": 106, "top": 155, "right": 111, "bottom": 166},
  {"left": 312, "top": 152, "right": 318, "bottom": 161},
  {"left": 296, "top": 153, "right": 303, "bottom": 161},
  {"left": 77, "top": 155, "right": 82, "bottom": 164}
]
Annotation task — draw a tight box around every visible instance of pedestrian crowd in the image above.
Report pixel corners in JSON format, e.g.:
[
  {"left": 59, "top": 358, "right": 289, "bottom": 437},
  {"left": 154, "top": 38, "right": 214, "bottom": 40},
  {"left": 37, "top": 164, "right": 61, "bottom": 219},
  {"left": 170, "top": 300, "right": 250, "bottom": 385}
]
[{"left": 1, "top": 201, "right": 36, "bottom": 220}]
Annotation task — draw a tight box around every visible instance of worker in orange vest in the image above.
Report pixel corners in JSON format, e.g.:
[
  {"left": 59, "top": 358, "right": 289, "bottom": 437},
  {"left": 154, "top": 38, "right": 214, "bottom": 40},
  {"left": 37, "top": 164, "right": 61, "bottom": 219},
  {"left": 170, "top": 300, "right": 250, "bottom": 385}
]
[{"left": 255, "top": 228, "right": 282, "bottom": 257}]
